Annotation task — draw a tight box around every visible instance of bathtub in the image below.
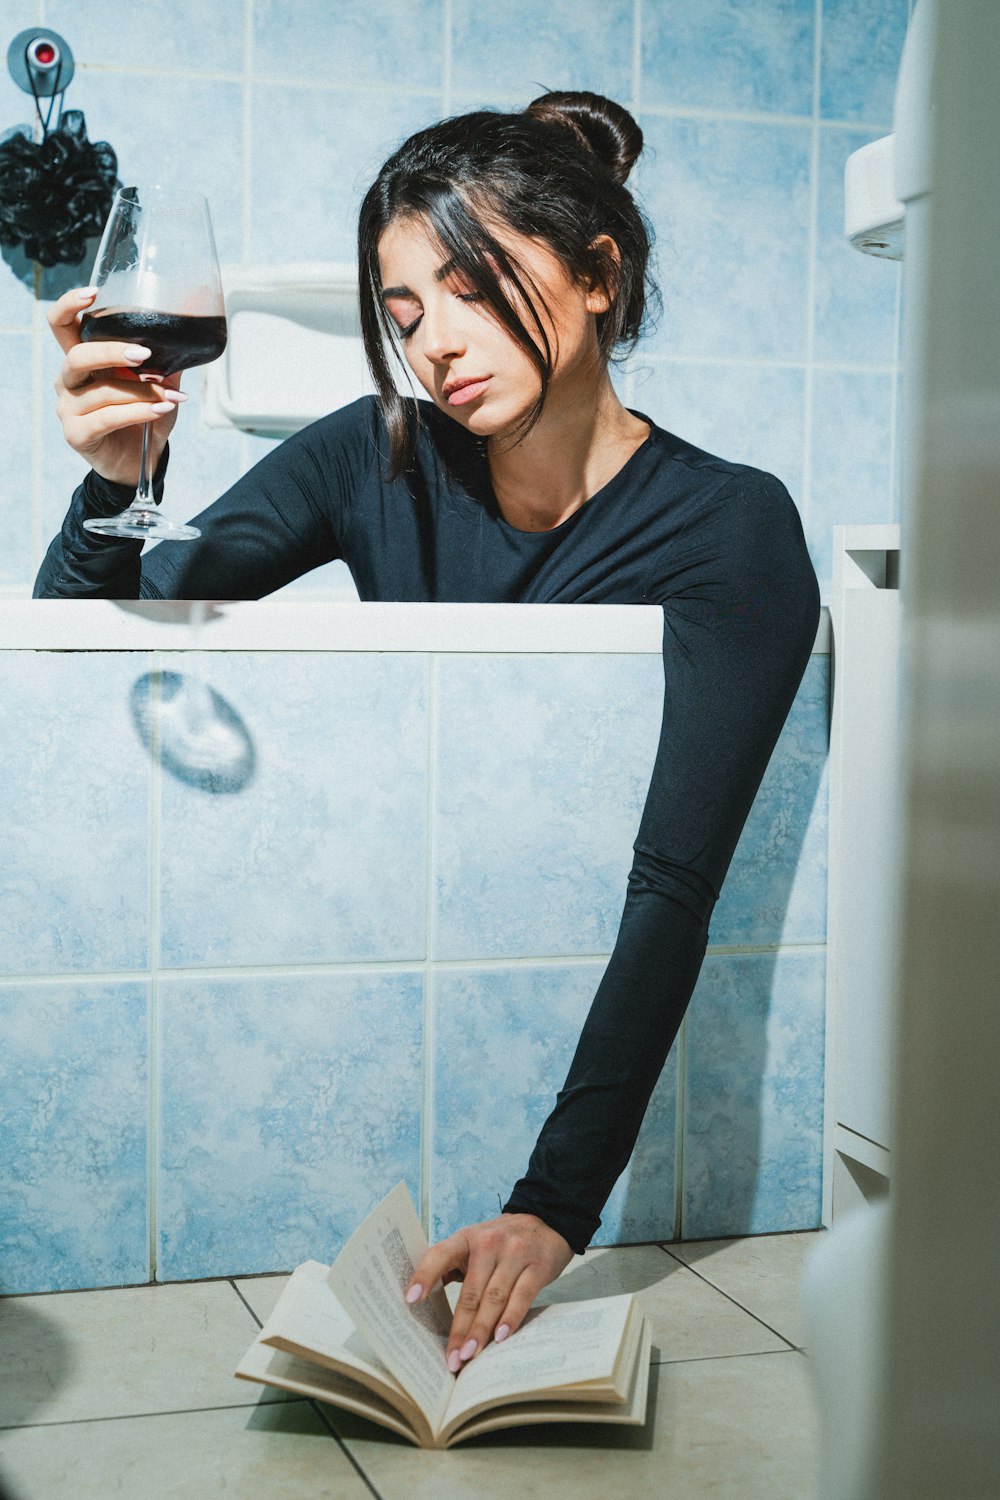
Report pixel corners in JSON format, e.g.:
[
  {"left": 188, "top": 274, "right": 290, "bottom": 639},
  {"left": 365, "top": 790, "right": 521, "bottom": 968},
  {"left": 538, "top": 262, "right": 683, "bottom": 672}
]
[{"left": 0, "top": 600, "right": 830, "bottom": 1294}]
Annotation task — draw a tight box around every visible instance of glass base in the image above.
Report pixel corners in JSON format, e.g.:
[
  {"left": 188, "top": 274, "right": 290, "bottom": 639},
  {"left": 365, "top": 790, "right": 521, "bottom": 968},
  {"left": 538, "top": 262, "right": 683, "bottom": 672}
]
[{"left": 82, "top": 508, "right": 200, "bottom": 541}]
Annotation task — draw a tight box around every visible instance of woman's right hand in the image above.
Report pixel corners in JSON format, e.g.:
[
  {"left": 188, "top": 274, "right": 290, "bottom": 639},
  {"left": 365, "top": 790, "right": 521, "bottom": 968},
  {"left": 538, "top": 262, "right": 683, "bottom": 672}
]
[{"left": 49, "top": 287, "right": 188, "bottom": 489}]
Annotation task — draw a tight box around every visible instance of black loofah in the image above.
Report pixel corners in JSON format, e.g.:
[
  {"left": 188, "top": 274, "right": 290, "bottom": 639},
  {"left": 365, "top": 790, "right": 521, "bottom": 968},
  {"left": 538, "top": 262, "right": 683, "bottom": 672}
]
[{"left": 0, "top": 109, "right": 120, "bottom": 267}]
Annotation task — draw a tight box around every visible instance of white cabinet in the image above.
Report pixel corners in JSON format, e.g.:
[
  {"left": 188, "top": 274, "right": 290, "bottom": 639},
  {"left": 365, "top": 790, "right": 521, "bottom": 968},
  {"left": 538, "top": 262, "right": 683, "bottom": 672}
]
[{"left": 824, "top": 525, "right": 901, "bottom": 1224}]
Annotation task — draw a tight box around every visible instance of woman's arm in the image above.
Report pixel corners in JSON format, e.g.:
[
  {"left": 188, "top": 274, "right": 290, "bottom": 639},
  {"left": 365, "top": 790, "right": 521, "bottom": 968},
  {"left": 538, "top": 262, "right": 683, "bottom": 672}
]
[
  {"left": 34, "top": 286, "right": 377, "bottom": 600},
  {"left": 407, "top": 472, "right": 821, "bottom": 1365},
  {"left": 503, "top": 474, "right": 821, "bottom": 1246},
  {"left": 34, "top": 399, "right": 379, "bottom": 600}
]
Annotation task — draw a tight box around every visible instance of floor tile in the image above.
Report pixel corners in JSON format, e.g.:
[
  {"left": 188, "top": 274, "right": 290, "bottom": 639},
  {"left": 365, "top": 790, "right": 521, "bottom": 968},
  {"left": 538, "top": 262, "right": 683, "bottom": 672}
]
[
  {"left": 0, "top": 1401, "right": 372, "bottom": 1500},
  {"left": 233, "top": 1273, "right": 292, "bottom": 1325},
  {"left": 663, "top": 1230, "right": 825, "bottom": 1349},
  {"left": 0, "top": 1280, "right": 277, "bottom": 1427},
  {"left": 329, "top": 1350, "right": 819, "bottom": 1498},
  {"left": 538, "top": 1245, "right": 791, "bottom": 1361}
]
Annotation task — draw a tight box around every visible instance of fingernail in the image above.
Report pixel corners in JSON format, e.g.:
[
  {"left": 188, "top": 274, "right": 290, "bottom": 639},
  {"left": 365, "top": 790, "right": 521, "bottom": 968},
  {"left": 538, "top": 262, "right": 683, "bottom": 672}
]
[
  {"left": 150, "top": 401, "right": 174, "bottom": 414},
  {"left": 76, "top": 287, "right": 98, "bottom": 302},
  {"left": 447, "top": 1349, "right": 462, "bottom": 1374},
  {"left": 161, "top": 390, "right": 188, "bottom": 403},
  {"left": 495, "top": 1324, "right": 510, "bottom": 1342},
  {"left": 122, "top": 347, "right": 152, "bottom": 364},
  {"left": 405, "top": 1284, "right": 422, "bottom": 1304},
  {"left": 459, "top": 1338, "right": 478, "bottom": 1362}
]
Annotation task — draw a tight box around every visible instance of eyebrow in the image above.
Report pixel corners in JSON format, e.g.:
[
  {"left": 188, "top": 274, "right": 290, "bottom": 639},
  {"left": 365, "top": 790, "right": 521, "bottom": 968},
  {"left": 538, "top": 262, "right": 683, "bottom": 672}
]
[{"left": 380, "top": 258, "right": 461, "bottom": 301}]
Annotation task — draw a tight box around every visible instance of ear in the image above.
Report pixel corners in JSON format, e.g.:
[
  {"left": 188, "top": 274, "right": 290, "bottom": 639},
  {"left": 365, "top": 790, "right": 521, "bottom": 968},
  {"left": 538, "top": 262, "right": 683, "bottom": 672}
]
[{"left": 584, "top": 234, "right": 621, "bottom": 315}]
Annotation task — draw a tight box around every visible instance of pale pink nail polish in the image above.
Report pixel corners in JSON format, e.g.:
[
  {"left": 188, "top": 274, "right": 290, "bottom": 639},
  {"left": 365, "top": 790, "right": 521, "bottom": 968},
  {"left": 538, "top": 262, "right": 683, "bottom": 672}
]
[
  {"left": 495, "top": 1324, "right": 510, "bottom": 1342},
  {"left": 447, "top": 1349, "right": 462, "bottom": 1373},
  {"left": 459, "top": 1338, "right": 478, "bottom": 1361},
  {"left": 405, "top": 1283, "right": 422, "bottom": 1304}
]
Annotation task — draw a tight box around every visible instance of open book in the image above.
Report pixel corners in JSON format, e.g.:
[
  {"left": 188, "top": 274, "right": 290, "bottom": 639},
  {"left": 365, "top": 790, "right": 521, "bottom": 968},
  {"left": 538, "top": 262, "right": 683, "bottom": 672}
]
[{"left": 234, "top": 1181, "right": 652, "bottom": 1449}]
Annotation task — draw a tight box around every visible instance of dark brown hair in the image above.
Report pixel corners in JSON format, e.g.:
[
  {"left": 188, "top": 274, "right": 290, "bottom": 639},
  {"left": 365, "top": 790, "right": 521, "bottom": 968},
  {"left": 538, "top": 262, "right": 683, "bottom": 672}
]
[{"left": 357, "top": 91, "right": 658, "bottom": 478}]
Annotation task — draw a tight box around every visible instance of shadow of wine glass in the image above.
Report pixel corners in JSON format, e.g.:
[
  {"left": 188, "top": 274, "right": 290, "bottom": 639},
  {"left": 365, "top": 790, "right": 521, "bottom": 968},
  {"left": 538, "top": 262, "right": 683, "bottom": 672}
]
[{"left": 130, "top": 670, "right": 255, "bottom": 794}]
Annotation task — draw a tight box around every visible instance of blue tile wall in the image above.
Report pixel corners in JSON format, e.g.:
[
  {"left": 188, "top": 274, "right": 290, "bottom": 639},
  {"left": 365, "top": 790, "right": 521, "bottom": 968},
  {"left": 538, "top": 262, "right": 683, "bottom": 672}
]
[
  {"left": 0, "top": 979, "right": 148, "bottom": 1294},
  {"left": 248, "top": 86, "right": 442, "bottom": 266},
  {"left": 0, "top": 334, "right": 34, "bottom": 586},
  {"left": 433, "top": 654, "right": 663, "bottom": 960},
  {"left": 807, "top": 366, "right": 895, "bottom": 585},
  {"left": 712, "top": 655, "right": 829, "bottom": 946},
  {"left": 157, "top": 653, "right": 429, "bottom": 967},
  {"left": 253, "top": 0, "right": 445, "bottom": 91},
  {"left": 631, "top": 359, "right": 807, "bottom": 502},
  {"left": 641, "top": 0, "right": 816, "bottom": 117},
  {"left": 0, "top": 653, "right": 151, "bottom": 976},
  {"left": 820, "top": 0, "right": 909, "bottom": 125},
  {"left": 638, "top": 115, "right": 813, "bottom": 363},
  {"left": 683, "top": 950, "right": 826, "bottom": 1238},
  {"left": 157, "top": 970, "right": 423, "bottom": 1280},
  {"left": 430, "top": 963, "right": 678, "bottom": 1247},
  {"left": 814, "top": 125, "right": 901, "bottom": 366},
  {"left": 451, "top": 0, "right": 633, "bottom": 102}
]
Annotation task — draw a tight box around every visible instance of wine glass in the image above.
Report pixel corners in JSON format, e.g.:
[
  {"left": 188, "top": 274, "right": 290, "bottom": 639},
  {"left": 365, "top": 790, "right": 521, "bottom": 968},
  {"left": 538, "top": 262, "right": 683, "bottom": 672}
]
[{"left": 80, "top": 185, "right": 228, "bottom": 540}]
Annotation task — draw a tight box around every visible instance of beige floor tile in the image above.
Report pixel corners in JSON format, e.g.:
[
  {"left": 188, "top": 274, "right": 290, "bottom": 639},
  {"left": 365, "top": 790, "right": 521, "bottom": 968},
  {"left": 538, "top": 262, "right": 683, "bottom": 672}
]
[
  {"left": 326, "top": 1349, "right": 820, "bottom": 1499},
  {"left": 0, "top": 1399, "right": 373, "bottom": 1500},
  {"left": 539, "top": 1244, "right": 790, "bottom": 1361},
  {"left": 233, "top": 1273, "right": 292, "bottom": 1325},
  {"left": 0, "top": 1279, "right": 280, "bottom": 1427},
  {"left": 662, "top": 1230, "right": 827, "bottom": 1349}
]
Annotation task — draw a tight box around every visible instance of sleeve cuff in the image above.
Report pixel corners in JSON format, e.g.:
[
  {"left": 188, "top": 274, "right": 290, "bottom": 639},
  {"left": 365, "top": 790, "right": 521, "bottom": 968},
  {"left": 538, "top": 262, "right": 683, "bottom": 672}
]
[{"left": 83, "top": 445, "right": 170, "bottom": 517}]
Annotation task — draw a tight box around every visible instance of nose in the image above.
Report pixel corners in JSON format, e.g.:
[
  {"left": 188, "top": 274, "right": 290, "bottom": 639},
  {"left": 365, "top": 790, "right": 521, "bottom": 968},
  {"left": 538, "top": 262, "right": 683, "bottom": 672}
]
[{"left": 420, "top": 299, "right": 466, "bottom": 365}]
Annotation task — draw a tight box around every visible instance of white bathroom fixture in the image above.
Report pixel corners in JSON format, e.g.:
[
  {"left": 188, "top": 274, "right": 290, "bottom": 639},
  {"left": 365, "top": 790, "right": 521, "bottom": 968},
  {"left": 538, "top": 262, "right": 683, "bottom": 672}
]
[
  {"left": 201, "top": 261, "right": 410, "bottom": 434},
  {"left": 844, "top": 134, "right": 905, "bottom": 259}
]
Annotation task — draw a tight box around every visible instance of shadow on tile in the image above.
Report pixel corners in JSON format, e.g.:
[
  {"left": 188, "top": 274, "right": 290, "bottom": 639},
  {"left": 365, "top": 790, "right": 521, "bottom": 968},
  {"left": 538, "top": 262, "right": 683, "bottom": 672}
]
[{"left": 0, "top": 1299, "right": 73, "bottom": 1427}]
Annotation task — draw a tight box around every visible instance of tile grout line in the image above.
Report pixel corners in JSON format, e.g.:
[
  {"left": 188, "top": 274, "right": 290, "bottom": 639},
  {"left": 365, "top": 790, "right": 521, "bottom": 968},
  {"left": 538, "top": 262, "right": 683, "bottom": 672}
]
[
  {"left": 228, "top": 1278, "right": 262, "bottom": 1328},
  {"left": 0, "top": 1400, "right": 311, "bottom": 1433},
  {"left": 658, "top": 1243, "right": 806, "bottom": 1351},
  {"left": 0, "top": 940, "right": 829, "bottom": 988},
  {"left": 52, "top": 60, "right": 892, "bottom": 135},
  {"left": 309, "top": 1404, "right": 387, "bottom": 1500}
]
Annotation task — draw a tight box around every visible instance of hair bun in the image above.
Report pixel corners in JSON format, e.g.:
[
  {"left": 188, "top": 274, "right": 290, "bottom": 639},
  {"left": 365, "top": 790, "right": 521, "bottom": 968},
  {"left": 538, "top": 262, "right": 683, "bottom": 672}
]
[{"left": 524, "top": 91, "right": 642, "bottom": 185}]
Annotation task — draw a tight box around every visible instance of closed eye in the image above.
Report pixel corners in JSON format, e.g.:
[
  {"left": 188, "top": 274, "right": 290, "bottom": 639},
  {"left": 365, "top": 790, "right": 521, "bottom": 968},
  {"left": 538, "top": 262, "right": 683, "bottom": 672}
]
[{"left": 398, "top": 292, "right": 483, "bottom": 341}]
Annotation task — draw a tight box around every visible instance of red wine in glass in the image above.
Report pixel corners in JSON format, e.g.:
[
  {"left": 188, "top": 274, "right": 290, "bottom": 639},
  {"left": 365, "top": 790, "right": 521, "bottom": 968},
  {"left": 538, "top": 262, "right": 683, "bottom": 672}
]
[
  {"left": 80, "top": 186, "right": 228, "bottom": 541},
  {"left": 80, "top": 308, "right": 228, "bottom": 380}
]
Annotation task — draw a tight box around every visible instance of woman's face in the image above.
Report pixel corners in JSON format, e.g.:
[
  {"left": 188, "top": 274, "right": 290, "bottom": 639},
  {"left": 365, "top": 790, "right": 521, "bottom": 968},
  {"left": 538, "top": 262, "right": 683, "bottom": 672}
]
[{"left": 377, "top": 215, "right": 611, "bottom": 438}]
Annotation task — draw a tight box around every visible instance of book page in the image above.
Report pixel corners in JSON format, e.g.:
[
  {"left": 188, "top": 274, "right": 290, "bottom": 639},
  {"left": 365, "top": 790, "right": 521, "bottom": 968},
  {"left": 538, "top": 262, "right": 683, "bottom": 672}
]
[
  {"left": 448, "top": 1315, "right": 653, "bottom": 1446},
  {"left": 442, "top": 1293, "right": 634, "bottom": 1428},
  {"left": 235, "top": 1335, "right": 422, "bottom": 1444},
  {"left": 258, "top": 1260, "right": 406, "bottom": 1400},
  {"left": 326, "top": 1181, "right": 453, "bottom": 1429}
]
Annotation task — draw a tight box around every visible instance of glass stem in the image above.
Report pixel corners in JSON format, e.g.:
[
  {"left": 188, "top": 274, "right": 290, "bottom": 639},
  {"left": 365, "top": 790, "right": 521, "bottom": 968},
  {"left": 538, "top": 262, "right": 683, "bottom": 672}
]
[{"left": 135, "top": 418, "right": 152, "bottom": 509}]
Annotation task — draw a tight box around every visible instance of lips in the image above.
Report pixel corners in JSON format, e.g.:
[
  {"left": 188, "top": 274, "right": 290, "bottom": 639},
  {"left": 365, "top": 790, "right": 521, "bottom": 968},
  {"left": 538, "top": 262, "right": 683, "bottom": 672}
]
[{"left": 443, "top": 376, "right": 490, "bottom": 406}]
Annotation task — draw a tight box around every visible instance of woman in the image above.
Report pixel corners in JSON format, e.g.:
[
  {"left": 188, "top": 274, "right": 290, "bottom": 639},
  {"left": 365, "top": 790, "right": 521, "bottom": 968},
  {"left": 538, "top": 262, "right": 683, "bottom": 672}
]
[{"left": 37, "top": 92, "right": 820, "bottom": 1376}]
